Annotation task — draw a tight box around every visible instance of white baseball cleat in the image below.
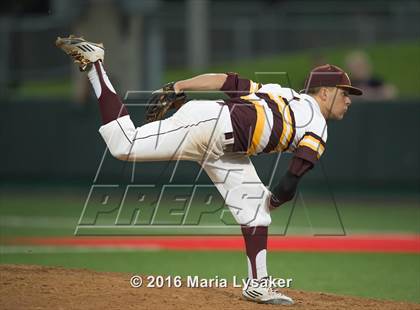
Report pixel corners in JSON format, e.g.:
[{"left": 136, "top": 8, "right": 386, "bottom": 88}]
[
  {"left": 55, "top": 35, "right": 104, "bottom": 71},
  {"left": 242, "top": 282, "right": 294, "bottom": 305}
]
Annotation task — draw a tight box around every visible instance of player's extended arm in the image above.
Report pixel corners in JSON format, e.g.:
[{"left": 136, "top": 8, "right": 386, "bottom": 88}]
[
  {"left": 269, "top": 157, "right": 313, "bottom": 209},
  {"left": 174, "top": 74, "right": 228, "bottom": 93}
]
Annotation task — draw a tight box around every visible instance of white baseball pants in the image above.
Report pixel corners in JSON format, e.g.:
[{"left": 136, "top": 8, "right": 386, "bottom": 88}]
[{"left": 99, "top": 100, "right": 272, "bottom": 226}]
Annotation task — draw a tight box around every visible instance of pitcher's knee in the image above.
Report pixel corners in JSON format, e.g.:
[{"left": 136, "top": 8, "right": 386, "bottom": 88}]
[
  {"left": 241, "top": 212, "right": 272, "bottom": 227},
  {"left": 228, "top": 204, "right": 271, "bottom": 227},
  {"left": 107, "top": 140, "right": 133, "bottom": 161}
]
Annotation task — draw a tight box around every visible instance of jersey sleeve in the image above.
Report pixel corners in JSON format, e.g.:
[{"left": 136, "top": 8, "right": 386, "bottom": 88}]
[
  {"left": 220, "top": 72, "right": 262, "bottom": 98},
  {"left": 293, "top": 132, "right": 326, "bottom": 164}
]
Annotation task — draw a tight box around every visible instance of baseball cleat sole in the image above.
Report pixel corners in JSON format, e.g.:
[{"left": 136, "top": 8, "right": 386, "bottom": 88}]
[{"left": 55, "top": 35, "right": 104, "bottom": 71}]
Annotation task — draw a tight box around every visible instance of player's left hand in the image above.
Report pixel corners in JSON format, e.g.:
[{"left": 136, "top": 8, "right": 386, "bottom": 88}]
[{"left": 145, "top": 82, "right": 187, "bottom": 123}]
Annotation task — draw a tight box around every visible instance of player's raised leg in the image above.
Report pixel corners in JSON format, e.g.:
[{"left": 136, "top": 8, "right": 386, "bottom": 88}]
[
  {"left": 56, "top": 35, "right": 173, "bottom": 160},
  {"left": 55, "top": 35, "right": 226, "bottom": 163},
  {"left": 55, "top": 35, "right": 128, "bottom": 125}
]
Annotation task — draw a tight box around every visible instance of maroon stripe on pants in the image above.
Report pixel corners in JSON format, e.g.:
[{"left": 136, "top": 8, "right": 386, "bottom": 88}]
[
  {"left": 94, "top": 61, "right": 128, "bottom": 125},
  {"left": 241, "top": 226, "right": 268, "bottom": 279}
]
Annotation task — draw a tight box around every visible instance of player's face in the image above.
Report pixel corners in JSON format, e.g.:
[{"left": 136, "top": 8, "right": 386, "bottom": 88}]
[{"left": 326, "top": 88, "right": 352, "bottom": 120}]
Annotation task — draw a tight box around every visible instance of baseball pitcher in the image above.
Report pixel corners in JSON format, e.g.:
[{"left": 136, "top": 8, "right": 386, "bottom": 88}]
[{"left": 56, "top": 35, "right": 362, "bottom": 305}]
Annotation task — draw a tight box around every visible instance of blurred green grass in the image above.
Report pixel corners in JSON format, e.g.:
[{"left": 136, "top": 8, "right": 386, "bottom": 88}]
[
  {"left": 14, "top": 78, "right": 72, "bottom": 99},
  {"left": 1, "top": 189, "right": 419, "bottom": 303},
  {"left": 165, "top": 41, "right": 420, "bottom": 98},
  {"left": 0, "top": 189, "right": 419, "bottom": 237},
  {"left": 0, "top": 250, "right": 419, "bottom": 303},
  {"left": 13, "top": 41, "right": 420, "bottom": 100}
]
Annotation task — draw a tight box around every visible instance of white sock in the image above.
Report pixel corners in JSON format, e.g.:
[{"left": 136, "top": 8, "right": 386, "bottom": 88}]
[
  {"left": 255, "top": 249, "right": 268, "bottom": 279},
  {"left": 87, "top": 62, "right": 116, "bottom": 98},
  {"left": 246, "top": 249, "right": 268, "bottom": 280}
]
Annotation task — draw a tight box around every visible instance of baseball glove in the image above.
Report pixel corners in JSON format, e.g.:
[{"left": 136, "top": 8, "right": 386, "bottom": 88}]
[{"left": 145, "top": 82, "right": 187, "bottom": 123}]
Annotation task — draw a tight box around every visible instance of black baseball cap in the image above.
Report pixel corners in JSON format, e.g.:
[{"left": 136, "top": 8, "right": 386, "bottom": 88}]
[{"left": 303, "top": 64, "right": 363, "bottom": 96}]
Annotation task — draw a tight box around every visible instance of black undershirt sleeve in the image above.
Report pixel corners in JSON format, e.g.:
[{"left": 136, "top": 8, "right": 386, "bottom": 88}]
[{"left": 269, "top": 157, "right": 314, "bottom": 208}]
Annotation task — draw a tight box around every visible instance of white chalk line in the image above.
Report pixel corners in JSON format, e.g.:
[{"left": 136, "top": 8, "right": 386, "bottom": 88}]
[{"left": 0, "top": 245, "right": 161, "bottom": 254}]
